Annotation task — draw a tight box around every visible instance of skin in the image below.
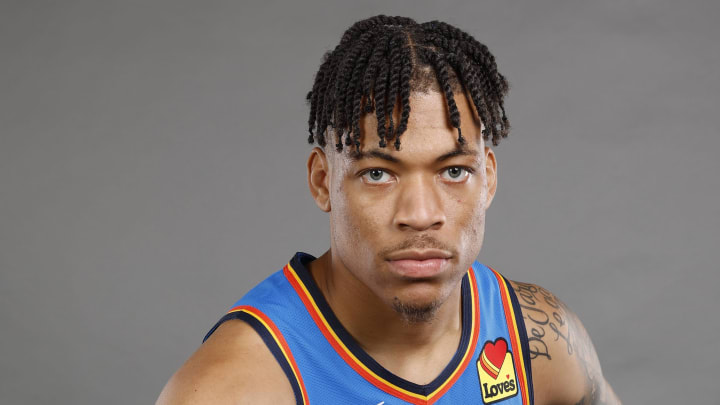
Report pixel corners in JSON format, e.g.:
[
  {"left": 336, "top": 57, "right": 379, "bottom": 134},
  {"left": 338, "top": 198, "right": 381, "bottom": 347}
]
[
  {"left": 305, "top": 89, "right": 495, "bottom": 384},
  {"left": 156, "top": 88, "right": 621, "bottom": 404}
]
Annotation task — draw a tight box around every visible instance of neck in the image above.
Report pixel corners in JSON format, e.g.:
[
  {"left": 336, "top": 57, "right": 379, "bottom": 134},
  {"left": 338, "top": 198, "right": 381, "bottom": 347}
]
[{"left": 308, "top": 249, "right": 464, "bottom": 379}]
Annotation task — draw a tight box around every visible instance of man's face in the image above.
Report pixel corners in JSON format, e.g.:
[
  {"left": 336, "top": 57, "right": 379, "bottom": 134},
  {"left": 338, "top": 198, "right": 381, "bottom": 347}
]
[{"left": 310, "top": 89, "right": 497, "bottom": 321}]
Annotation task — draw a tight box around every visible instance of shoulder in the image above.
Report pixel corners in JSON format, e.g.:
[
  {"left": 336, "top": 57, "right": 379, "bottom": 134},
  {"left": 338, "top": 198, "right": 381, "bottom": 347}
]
[
  {"left": 506, "top": 280, "right": 622, "bottom": 405},
  {"left": 155, "top": 319, "right": 295, "bottom": 405}
]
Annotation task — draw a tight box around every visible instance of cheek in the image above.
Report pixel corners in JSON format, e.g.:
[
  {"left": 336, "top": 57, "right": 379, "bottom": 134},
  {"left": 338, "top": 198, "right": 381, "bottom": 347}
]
[
  {"left": 330, "top": 180, "right": 388, "bottom": 253},
  {"left": 447, "top": 186, "right": 487, "bottom": 251}
]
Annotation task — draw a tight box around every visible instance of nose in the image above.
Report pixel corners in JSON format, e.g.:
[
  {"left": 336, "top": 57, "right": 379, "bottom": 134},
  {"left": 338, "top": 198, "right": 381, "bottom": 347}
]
[{"left": 392, "top": 175, "right": 446, "bottom": 231}]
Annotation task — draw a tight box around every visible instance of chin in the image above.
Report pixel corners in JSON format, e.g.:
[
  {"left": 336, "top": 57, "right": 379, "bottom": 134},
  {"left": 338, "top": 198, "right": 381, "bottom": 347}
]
[
  {"left": 387, "top": 282, "right": 450, "bottom": 323},
  {"left": 391, "top": 296, "right": 441, "bottom": 323}
]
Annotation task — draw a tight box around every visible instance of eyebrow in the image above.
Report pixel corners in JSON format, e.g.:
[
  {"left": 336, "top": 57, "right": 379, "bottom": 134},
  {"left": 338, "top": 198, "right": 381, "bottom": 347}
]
[
  {"left": 348, "top": 149, "right": 401, "bottom": 163},
  {"left": 436, "top": 147, "right": 479, "bottom": 162},
  {"left": 348, "top": 146, "right": 479, "bottom": 164}
]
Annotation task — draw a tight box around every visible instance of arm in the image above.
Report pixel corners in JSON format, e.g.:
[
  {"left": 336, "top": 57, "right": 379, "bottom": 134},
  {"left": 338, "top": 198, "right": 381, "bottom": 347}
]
[
  {"left": 508, "top": 281, "right": 621, "bottom": 405},
  {"left": 155, "top": 319, "right": 296, "bottom": 405}
]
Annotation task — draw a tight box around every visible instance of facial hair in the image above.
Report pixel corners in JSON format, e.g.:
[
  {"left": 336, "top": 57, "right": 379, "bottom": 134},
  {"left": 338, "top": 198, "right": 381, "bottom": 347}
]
[
  {"left": 391, "top": 296, "right": 442, "bottom": 324},
  {"left": 381, "top": 234, "right": 457, "bottom": 323}
]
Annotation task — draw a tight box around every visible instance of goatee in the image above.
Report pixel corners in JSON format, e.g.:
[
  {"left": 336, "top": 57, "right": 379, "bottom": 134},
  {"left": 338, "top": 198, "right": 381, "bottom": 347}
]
[{"left": 391, "top": 297, "right": 441, "bottom": 324}]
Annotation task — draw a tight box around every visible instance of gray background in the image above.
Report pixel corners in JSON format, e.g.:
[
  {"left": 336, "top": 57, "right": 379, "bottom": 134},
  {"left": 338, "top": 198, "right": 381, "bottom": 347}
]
[{"left": 1, "top": 1, "right": 718, "bottom": 404}]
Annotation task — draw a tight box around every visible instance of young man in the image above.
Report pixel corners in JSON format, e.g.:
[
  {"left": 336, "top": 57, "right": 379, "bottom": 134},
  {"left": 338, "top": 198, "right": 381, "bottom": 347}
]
[{"left": 157, "top": 15, "right": 621, "bottom": 405}]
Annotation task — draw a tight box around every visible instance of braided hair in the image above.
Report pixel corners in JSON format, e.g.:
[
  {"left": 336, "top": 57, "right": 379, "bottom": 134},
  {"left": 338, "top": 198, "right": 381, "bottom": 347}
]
[{"left": 306, "top": 15, "right": 510, "bottom": 151}]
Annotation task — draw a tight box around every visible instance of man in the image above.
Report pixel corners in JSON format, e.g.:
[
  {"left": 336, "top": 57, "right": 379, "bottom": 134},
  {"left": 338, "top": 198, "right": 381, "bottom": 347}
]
[{"left": 157, "top": 15, "right": 621, "bottom": 404}]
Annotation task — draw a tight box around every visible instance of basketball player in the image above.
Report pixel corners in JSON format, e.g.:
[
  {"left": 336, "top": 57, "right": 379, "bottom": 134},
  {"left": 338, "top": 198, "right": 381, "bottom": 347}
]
[{"left": 157, "top": 16, "right": 621, "bottom": 404}]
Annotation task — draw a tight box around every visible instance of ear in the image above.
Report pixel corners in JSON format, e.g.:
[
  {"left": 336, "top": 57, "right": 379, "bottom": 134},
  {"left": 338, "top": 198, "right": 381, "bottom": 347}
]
[
  {"left": 307, "top": 147, "right": 331, "bottom": 212},
  {"left": 484, "top": 146, "right": 497, "bottom": 210}
]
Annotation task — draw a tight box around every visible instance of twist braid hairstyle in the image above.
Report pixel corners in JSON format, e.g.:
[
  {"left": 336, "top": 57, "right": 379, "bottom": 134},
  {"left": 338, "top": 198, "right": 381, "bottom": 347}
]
[{"left": 307, "top": 15, "right": 510, "bottom": 150}]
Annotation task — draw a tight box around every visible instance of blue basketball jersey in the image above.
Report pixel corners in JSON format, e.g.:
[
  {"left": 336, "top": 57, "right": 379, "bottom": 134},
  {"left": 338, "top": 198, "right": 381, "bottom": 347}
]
[{"left": 203, "top": 252, "right": 534, "bottom": 404}]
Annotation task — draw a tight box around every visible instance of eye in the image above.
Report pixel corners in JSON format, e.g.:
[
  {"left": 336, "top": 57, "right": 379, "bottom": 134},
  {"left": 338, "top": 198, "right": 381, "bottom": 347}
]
[
  {"left": 361, "top": 168, "right": 392, "bottom": 184},
  {"left": 440, "top": 166, "right": 471, "bottom": 182}
]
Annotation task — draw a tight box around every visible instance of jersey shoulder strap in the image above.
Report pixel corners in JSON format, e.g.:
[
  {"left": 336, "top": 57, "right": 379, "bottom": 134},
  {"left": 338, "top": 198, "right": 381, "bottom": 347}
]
[
  {"left": 202, "top": 264, "right": 311, "bottom": 404},
  {"left": 470, "top": 261, "right": 535, "bottom": 405}
]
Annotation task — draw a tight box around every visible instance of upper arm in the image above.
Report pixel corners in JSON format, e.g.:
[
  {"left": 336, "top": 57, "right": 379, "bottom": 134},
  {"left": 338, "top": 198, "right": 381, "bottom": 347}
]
[
  {"left": 508, "top": 280, "right": 621, "bottom": 405},
  {"left": 155, "top": 319, "right": 296, "bottom": 405}
]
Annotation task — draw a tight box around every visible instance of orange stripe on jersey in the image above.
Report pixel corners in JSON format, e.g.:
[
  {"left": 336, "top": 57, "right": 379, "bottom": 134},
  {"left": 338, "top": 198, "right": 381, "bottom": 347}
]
[
  {"left": 490, "top": 269, "right": 531, "bottom": 405},
  {"left": 426, "top": 269, "right": 480, "bottom": 404},
  {"left": 226, "top": 305, "right": 310, "bottom": 405},
  {"left": 283, "top": 263, "right": 480, "bottom": 405}
]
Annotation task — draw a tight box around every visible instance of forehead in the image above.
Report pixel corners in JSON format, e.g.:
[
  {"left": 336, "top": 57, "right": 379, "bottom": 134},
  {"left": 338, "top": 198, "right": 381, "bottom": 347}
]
[
  {"left": 334, "top": 89, "right": 484, "bottom": 163},
  {"left": 406, "top": 89, "right": 480, "bottom": 129}
]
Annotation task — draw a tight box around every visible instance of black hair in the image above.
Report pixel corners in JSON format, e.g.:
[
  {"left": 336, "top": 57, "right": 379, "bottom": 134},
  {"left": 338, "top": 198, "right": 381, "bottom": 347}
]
[{"left": 306, "top": 15, "right": 510, "bottom": 151}]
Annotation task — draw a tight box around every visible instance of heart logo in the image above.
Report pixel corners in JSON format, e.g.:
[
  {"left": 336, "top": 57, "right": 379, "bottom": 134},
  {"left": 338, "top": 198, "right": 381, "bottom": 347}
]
[{"left": 479, "top": 338, "right": 508, "bottom": 379}]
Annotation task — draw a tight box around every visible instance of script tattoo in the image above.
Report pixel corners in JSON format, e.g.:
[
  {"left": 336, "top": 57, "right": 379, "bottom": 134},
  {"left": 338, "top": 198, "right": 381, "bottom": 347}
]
[
  {"left": 512, "top": 281, "right": 621, "bottom": 404},
  {"left": 512, "top": 281, "right": 574, "bottom": 360}
]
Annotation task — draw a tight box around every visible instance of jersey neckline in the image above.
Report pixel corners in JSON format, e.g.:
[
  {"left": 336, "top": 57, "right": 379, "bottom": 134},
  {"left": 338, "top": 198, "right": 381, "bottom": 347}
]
[{"left": 283, "top": 251, "right": 480, "bottom": 404}]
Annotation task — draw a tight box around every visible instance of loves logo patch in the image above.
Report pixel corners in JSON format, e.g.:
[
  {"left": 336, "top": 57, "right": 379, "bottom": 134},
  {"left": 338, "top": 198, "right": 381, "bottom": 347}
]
[
  {"left": 477, "top": 337, "right": 518, "bottom": 404},
  {"left": 480, "top": 337, "right": 507, "bottom": 378}
]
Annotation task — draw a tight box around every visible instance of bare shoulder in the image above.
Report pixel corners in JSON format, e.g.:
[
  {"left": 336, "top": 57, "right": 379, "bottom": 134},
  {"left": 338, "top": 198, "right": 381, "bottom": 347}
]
[
  {"left": 155, "top": 319, "right": 295, "bottom": 405},
  {"left": 506, "top": 280, "right": 621, "bottom": 405}
]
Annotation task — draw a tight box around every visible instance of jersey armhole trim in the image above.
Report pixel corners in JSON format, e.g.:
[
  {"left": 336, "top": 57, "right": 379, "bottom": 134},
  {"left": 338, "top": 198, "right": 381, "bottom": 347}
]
[
  {"left": 489, "top": 268, "right": 535, "bottom": 405},
  {"left": 503, "top": 277, "right": 536, "bottom": 405},
  {"left": 202, "top": 306, "right": 309, "bottom": 405}
]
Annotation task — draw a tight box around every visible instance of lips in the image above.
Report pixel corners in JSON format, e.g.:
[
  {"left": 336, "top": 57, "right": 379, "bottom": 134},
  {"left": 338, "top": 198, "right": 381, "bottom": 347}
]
[{"left": 386, "top": 249, "right": 452, "bottom": 278}]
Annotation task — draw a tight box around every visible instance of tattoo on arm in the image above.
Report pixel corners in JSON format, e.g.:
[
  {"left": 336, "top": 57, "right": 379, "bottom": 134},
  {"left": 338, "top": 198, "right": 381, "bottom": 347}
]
[
  {"left": 512, "top": 282, "right": 573, "bottom": 360},
  {"left": 512, "top": 281, "right": 621, "bottom": 405}
]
